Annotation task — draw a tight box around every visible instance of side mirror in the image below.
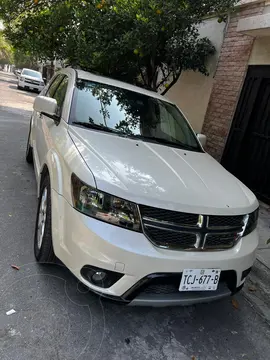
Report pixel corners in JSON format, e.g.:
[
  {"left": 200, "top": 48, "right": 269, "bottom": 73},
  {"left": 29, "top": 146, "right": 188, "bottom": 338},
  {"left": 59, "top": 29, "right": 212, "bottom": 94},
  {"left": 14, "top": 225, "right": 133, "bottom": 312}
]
[
  {"left": 34, "top": 96, "right": 57, "bottom": 117},
  {"left": 197, "top": 133, "right": 207, "bottom": 148}
]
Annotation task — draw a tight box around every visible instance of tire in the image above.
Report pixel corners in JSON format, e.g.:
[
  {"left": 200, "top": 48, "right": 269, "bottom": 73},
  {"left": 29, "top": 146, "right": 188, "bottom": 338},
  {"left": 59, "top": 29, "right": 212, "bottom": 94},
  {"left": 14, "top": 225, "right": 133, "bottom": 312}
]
[
  {"left": 26, "top": 121, "right": 33, "bottom": 164},
  {"left": 17, "top": 85, "right": 22, "bottom": 90},
  {"left": 34, "top": 174, "right": 56, "bottom": 263}
]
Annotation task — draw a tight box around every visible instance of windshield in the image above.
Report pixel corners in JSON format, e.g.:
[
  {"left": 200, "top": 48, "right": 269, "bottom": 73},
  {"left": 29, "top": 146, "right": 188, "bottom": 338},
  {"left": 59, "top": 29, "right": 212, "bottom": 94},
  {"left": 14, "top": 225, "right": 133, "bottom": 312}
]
[
  {"left": 22, "top": 69, "right": 42, "bottom": 79},
  {"left": 70, "top": 79, "right": 202, "bottom": 152}
]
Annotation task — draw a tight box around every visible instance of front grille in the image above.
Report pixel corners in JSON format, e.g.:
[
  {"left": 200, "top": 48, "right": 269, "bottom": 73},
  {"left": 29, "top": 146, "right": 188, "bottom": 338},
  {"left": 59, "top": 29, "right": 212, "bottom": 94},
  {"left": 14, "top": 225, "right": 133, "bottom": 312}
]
[
  {"left": 204, "top": 233, "right": 237, "bottom": 249},
  {"left": 139, "top": 205, "right": 198, "bottom": 226},
  {"left": 208, "top": 215, "right": 244, "bottom": 229},
  {"left": 144, "top": 227, "right": 197, "bottom": 250},
  {"left": 123, "top": 271, "right": 237, "bottom": 299},
  {"left": 139, "top": 205, "right": 248, "bottom": 251},
  {"left": 25, "top": 79, "right": 40, "bottom": 85},
  {"left": 144, "top": 283, "right": 178, "bottom": 295}
]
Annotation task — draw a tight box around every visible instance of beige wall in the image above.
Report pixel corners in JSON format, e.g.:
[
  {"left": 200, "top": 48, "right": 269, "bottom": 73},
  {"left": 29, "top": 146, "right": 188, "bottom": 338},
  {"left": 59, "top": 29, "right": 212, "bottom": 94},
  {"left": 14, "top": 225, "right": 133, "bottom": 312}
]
[
  {"left": 249, "top": 37, "right": 270, "bottom": 64},
  {"left": 244, "top": 2, "right": 270, "bottom": 65},
  {"left": 248, "top": 4, "right": 270, "bottom": 65},
  {"left": 167, "top": 18, "right": 226, "bottom": 133}
]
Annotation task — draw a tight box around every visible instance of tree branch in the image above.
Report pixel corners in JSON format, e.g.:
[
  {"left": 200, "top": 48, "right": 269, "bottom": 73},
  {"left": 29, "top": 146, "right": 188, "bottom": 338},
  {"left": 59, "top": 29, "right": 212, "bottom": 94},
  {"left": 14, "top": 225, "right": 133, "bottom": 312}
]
[
  {"left": 160, "top": 69, "right": 182, "bottom": 95},
  {"left": 137, "top": 56, "right": 147, "bottom": 86},
  {"left": 156, "top": 69, "right": 173, "bottom": 89},
  {"left": 138, "top": 64, "right": 147, "bottom": 86}
]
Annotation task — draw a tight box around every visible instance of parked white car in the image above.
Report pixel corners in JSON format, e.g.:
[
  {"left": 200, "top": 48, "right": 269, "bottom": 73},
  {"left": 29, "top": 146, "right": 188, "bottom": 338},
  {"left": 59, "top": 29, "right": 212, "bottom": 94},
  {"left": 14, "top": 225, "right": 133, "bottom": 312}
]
[
  {"left": 26, "top": 68, "right": 259, "bottom": 306},
  {"left": 18, "top": 68, "right": 45, "bottom": 92}
]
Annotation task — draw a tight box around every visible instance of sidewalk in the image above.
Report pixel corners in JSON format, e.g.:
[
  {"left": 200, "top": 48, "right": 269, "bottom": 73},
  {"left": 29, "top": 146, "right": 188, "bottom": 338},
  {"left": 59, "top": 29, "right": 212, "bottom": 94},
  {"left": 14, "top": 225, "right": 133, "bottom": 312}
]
[
  {"left": 242, "top": 202, "right": 270, "bottom": 323},
  {"left": 0, "top": 70, "right": 15, "bottom": 77},
  {"left": 257, "top": 202, "right": 270, "bottom": 268}
]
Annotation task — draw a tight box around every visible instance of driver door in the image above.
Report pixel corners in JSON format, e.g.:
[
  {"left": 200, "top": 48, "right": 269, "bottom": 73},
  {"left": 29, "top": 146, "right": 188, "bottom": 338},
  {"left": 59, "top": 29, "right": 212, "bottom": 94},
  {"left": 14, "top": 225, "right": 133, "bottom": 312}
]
[{"left": 32, "top": 74, "right": 68, "bottom": 177}]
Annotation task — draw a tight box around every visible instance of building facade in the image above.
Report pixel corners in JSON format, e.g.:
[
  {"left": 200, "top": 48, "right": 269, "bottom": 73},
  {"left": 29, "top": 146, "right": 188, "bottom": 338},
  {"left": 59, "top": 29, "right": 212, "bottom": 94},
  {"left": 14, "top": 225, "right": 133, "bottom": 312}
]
[{"left": 168, "top": 0, "right": 270, "bottom": 203}]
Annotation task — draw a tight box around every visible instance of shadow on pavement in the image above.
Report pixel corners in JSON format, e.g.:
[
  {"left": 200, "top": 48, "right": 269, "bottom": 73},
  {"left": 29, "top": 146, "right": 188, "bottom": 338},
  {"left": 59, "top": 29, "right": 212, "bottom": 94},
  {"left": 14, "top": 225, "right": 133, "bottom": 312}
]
[
  {"left": 9, "top": 84, "right": 37, "bottom": 98},
  {"left": 0, "top": 104, "right": 32, "bottom": 118},
  {"left": 0, "top": 77, "right": 17, "bottom": 85}
]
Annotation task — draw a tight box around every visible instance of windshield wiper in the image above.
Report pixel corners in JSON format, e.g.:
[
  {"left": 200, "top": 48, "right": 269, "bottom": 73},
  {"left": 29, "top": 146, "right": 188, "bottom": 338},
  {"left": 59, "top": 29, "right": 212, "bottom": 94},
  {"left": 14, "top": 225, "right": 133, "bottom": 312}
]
[
  {"left": 128, "top": 134, "right": 199, "bottom": 151},
  {"left": 72, "top": 122, "right": 200, "bottom": 151},
  {"left": 72, "top": 122, "right": 119, "bottom": 134}
]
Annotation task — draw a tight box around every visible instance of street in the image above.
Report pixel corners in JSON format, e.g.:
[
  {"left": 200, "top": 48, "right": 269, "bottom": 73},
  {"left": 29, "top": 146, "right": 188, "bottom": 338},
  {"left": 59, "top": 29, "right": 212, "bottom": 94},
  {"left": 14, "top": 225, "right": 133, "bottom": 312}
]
[{"left": 0, "top": 71, "right": 270, "bottom": 360}]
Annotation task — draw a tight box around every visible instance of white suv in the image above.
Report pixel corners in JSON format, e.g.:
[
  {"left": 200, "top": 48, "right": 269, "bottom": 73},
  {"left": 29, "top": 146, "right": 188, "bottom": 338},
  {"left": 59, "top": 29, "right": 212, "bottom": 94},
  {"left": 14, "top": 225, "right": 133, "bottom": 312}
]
[
  {"left": 18, "top": 68, "right": 45, "bottom": 92},
  {"left": 26, "top": 68, "right": 259, "bottom": 306}
]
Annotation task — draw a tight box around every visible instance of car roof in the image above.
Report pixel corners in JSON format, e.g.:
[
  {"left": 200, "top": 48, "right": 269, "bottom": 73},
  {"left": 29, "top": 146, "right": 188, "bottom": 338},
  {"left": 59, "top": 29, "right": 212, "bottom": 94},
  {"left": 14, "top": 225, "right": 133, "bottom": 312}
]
[{"left": 69, "top": 69, "right": 173, "bottom": 104}]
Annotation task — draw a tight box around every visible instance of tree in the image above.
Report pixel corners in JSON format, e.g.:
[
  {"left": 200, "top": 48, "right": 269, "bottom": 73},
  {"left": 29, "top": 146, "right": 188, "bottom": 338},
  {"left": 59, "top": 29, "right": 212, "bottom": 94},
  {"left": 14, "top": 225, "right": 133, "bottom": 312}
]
[
  {"left": 0, "top": 0, "right": 74, "bottom": 68},
  {"left": 69, "top": 0, "right": 237, "bottom": 94},
  {"left": 63, "top": 0, "right": 237, "bottom": 94},
  {"left": 0, "top": 0, "right": 237, "bottom": 93},
  {"left": 13, "top": 48, "right": 38, "bottom": 69},
  {"left": 0, "top": 31, "right": 13, "bottom": 65}
]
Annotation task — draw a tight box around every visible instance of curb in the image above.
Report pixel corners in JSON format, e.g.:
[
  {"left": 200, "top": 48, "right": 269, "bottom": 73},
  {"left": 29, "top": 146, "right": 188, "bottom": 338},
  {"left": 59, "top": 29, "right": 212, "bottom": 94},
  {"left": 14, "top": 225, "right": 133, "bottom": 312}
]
[{"left": 242, "top": 259, "right": 270, "bottom": 324}]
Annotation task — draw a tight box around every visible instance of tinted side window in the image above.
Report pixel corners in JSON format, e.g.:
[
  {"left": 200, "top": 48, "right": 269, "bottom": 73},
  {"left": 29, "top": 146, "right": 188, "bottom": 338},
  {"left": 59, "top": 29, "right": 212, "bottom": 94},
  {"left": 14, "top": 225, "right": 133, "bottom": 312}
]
[
  {"left": 52, "top": 76, "right": 69, "bottom": 117},
  {"left": 46, "top": 75, "right": 64, "bottom": 98}
]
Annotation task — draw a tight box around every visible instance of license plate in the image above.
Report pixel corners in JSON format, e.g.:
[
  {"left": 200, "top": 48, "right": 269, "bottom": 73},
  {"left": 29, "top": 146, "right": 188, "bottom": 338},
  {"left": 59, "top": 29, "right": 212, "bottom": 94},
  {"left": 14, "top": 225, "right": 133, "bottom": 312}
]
[{"left": 179, "top": 269, "right": 221, "bottom": 292}]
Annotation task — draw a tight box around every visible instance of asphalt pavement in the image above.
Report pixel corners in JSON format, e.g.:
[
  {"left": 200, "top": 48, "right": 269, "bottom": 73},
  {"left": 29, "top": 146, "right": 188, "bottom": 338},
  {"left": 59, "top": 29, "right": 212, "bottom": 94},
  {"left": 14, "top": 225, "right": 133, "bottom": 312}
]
[{"left": 0, "top": 71, "right": 270, "bottom": 360}]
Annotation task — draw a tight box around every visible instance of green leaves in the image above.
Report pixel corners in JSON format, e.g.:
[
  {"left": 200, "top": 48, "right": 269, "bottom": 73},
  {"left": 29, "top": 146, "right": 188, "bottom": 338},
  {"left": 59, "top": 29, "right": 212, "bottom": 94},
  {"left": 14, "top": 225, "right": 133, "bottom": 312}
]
[
  {"left": 0, "top": 0, "right": 237, "bottom": 93},
  {"left": 13, "top": 48, "right": 38, "bottom": 69},
  {"left": 0, "top": 32, "right": 13, "bottom": 64}
]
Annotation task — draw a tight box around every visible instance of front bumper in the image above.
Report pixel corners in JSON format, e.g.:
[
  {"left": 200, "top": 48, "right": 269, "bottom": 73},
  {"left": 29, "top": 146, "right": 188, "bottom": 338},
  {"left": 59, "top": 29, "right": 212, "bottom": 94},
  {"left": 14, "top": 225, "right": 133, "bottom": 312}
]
[
  {"left": 18, "top": 80, "right": 44, "bottom": 92},
  {"left": 51, "top": 190, "right": 258, "bottom": 306},
  {"left": 86, "top": 271, "right": 247, "bottom": 307}
]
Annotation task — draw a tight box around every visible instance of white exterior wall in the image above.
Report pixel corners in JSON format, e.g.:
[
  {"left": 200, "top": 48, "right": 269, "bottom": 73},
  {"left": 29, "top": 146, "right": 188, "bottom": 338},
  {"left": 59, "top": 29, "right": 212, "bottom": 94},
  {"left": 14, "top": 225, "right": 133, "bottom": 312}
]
[{"left": 167, "top": 18, "right": 226, "bottom": 133}]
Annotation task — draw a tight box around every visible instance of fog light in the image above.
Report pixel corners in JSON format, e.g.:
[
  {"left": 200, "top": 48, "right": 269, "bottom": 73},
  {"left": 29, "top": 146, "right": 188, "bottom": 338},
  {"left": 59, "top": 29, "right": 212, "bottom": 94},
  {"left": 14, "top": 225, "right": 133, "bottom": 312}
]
[
  {"left": 92, "top": 271, "right": 107, "bottom": 284},
  {"left": 81, "top": 265, "right": 124, "bottom": 288}
]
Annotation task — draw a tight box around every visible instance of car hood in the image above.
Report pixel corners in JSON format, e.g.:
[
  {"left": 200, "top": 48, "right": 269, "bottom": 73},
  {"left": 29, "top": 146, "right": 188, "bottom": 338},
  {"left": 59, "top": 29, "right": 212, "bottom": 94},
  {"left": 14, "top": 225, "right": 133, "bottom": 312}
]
[{"left": 68, "top": 127, "right": 258, "bottom": 215}]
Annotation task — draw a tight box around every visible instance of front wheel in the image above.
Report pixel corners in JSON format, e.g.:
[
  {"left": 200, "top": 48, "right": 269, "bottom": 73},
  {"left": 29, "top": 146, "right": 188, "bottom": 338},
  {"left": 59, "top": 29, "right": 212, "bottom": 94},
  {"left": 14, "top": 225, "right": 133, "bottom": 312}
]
[{"left": 34, "top": 175, "right": 56, "bottom": 263}]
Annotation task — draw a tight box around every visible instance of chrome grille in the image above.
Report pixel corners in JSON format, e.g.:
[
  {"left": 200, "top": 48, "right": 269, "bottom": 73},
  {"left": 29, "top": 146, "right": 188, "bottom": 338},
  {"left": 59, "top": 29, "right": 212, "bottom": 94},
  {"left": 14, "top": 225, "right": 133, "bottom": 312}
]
[
  {"left": 144, "top": 227, "right": 197, "bottom": 250},
  {"left": 139, "top": 205, "right": 247, "bottom": 251}
]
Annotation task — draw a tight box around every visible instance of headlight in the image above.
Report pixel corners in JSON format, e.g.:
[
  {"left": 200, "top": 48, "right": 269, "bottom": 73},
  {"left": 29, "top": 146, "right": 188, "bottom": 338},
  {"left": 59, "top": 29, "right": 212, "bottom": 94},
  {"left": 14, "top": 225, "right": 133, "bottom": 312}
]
[
  {"left": 20, "top": 77, "right": 25, "bottom": 81},
  {"left": 40, "top": 81, "right": 44, "bottom": 86},
  {"left": 243, "top": 208, "right": 259, "bottom": 236},
  {"left": 71, "top": 173, "right": 142, "bottom": 232}
]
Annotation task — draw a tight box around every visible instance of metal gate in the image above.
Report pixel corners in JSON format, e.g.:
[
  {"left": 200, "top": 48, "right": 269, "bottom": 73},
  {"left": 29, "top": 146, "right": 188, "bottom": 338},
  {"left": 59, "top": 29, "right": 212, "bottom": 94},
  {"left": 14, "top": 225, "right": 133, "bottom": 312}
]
[{"left": 222, "top": 66, "right": 270, "bottom": 204}]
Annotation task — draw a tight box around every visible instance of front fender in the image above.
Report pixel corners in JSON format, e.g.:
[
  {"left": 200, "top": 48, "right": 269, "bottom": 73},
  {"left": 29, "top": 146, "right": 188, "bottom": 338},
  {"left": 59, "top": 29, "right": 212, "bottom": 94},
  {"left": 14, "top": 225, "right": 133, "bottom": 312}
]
[
  {"left": 38, "top": 141, "right": 96, "bottom": 257},
  {"left": 38, "top": 149, "right": 63, "bottom": 198}
]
